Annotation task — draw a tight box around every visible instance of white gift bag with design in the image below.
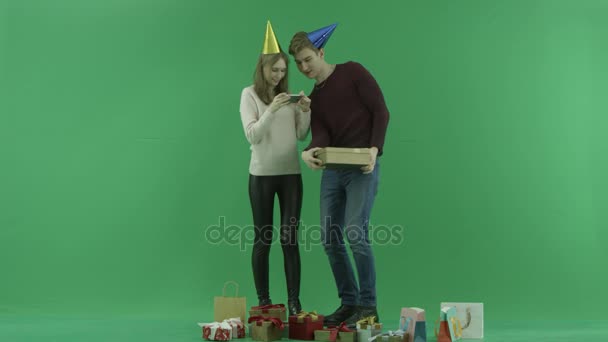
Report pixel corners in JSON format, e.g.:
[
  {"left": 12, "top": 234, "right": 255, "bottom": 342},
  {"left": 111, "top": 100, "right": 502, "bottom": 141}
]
[{"left": 440, "top": 302, "right": 483, "bottom": 339}]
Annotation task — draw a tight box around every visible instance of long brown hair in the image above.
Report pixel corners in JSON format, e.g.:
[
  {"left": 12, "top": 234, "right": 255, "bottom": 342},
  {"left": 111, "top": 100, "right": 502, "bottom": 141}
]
[{"left": 253, "top": 51, "right": 289, "bottom": 104}]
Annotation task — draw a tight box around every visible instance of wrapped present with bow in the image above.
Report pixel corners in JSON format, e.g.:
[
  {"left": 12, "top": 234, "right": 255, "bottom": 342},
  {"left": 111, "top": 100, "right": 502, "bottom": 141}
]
[
  {"left": 249, "top": 304, "right": 287, "bottom": 322},
  {"left": 248, "top": 316, "right": 284, "bottom": 342},
  {"left": 289, "top": 310, "right": 325, "bottom": 340},
  {"left": 249, "top": 322, "right": 289, "bottom": 339},
  {"left": 198, "top": 321, "right": 233, "bottom": 341},
  {"left": 434, "top": 307, "right": 462, "bottom": 342},
  {"left": 399, "top": 307, "right": 426, "bottom": 342},
  {"left": 249, "top": 323, "right": 289, "bottom": 339},
  {"left": 356, "top": 316, "right": 383, "bottom": 342},
  {"left": 314, "top": 322, "right": 357, "bottom": 342},
  {"left": 223, "top": 317, "right": 246, "bottom": 339},
  {"left": 368, "top": 329, "right": 409, "bottom": 342}
]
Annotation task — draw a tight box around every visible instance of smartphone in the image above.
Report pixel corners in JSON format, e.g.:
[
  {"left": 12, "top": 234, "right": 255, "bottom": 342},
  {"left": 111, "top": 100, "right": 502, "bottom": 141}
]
[{"left": 289, "top": 94, "right": 302, "bottom": 103}]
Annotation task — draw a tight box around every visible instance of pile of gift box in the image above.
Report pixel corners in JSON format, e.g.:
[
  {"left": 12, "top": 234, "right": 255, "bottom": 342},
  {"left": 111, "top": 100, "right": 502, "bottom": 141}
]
[{"left": 198, "top": 302, "right": 483, "bottom": 342}]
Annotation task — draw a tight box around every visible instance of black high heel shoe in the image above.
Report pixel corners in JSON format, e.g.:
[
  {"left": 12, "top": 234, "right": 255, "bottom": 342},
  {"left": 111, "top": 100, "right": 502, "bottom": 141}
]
[
  {"left": 288, "top": 298, "right": 302, "bottom": 316},
  {"left": 258, "top": 298, "right": 272, "bottom": 306}
]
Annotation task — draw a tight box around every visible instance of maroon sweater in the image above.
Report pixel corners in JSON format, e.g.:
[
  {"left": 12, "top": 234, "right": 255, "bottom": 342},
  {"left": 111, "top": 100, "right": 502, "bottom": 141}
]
[{"left": 306, "top": 61, "right": 390, "bottom": 155}]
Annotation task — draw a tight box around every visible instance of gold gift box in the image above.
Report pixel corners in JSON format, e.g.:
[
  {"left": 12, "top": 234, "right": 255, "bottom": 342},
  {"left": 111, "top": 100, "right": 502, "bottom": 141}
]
[
  {"left": 314, "top": 329, "right": 357, "bottom": 342},
  {"left": 251, "top": 321, "right": 283, "bottom": 342},
  {"left": 314, "top": 147, "right": 372, "bottom": 169},
  {"left": 376, "top": 334, "right": 408, "bottom": 342},
  {"left": 249, "top": 305, "right": 287, "bottom": 322}
]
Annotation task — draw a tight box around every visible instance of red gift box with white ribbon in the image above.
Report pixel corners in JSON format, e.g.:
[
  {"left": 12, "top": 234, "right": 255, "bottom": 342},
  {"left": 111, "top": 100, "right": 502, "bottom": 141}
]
[{"left": 199, "top": 321, "right": 233, "bottom": 341}]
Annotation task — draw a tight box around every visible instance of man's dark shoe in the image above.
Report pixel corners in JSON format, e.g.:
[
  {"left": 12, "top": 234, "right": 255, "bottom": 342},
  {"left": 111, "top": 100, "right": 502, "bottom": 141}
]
[
  {"left": 344, "top": 306, "right": 380, "bottom": 328},
  {"left": 324, "top": 304, "right": 358, "bottom": 326}
]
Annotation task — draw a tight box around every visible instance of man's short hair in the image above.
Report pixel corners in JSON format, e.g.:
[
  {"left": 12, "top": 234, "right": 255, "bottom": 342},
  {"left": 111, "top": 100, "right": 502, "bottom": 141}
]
[{"left": 289, "top": 32, "right": 319, "bottom": 56}]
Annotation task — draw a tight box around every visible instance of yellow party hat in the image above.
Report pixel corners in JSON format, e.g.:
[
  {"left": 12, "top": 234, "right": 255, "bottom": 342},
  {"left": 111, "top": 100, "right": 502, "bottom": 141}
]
[{"left": 262, "top": 20, "right": 281, "bottom": 54}]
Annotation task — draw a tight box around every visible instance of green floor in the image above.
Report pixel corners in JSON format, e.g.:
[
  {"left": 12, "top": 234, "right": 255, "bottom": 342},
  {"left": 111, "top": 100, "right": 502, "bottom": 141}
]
[{"left": 1, "top": 315, "right": 607, "bottom": 341}]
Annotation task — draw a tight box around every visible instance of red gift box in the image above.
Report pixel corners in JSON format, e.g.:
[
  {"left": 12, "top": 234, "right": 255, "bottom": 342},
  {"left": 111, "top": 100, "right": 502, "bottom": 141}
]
[
  {"left": 289, "top": 311, "right": 325, "bottom": 340},
  {"left": 224, "top": 318, "right": 246, "bottom": 339},
  {"left": 201, "top": 322, "right": 233, "bottom": 341}
]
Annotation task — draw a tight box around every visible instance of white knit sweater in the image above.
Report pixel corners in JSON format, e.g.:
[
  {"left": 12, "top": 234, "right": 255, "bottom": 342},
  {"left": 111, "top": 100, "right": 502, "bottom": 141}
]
[{"left": 239, "top": 85, "right": 311, "bottom": 176}]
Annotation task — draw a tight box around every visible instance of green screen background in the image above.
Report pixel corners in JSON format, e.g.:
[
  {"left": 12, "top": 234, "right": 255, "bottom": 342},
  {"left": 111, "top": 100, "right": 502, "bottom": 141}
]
[{"left": 1, "top": 0, "right": 607, "bottom": 326}]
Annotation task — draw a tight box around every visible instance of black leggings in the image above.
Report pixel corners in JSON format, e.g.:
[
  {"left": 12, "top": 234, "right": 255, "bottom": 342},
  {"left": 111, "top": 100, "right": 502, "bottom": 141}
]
[{"left": 249, "top": 174, "right": 302, "bottom": 302}]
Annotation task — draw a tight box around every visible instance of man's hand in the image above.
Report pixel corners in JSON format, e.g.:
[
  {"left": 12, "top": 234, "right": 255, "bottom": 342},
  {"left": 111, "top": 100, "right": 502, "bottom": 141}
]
[
  {"left": 302, "top": 147, "right": 325, "bottom": 170},
  {"left": 361, "top": 147, "right": 378, "bottom": 174}
]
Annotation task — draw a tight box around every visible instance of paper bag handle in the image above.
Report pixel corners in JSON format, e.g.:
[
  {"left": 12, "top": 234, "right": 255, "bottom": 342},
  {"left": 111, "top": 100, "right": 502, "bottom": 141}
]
[
  {"left": 222, "top": 281, "right": 239, "bottom": 297},
  {"left": 451, "top": 317, "right": 463, "bottom": 338},
  {"left": 461, "top": 307, "right": 471, "bottom": 329}
]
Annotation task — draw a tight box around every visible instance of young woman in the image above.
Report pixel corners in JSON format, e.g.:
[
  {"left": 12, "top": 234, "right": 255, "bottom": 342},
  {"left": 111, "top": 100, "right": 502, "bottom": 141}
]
[{"left": 239, "top": 21, "right": 311, "bottom": 316}]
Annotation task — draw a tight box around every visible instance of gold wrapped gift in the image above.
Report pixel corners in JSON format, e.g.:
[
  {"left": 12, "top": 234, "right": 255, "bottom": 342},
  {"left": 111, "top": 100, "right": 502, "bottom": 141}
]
[
  {"left": 356, "top": 316, "right": 382, "bottom": 330},
  {"left": 369, "top": 330, "right": 409, "bottom": 342},
  {"left": 314, "top": 147, "right": 372, "bottom": 169},
  {"left": 294, "top": 310, "right": 321, "bottom": 323},
  {"left": 248, "top": 316, "right": 284, "bottom": 342},
  {"left": 251, "top": 321, "right": 283, "bottom": 342},
  {"left": 314, "top": 324, "right": 357, "bottom": 342},
  {"left": 356, "top": 317, "right": 383, "bottom": 342},
  {"left": 249, "top": 304, "right": 287, "bottom": 322},
  {"left": 384, "top": 336, "right": 405, "bottom": 342}
]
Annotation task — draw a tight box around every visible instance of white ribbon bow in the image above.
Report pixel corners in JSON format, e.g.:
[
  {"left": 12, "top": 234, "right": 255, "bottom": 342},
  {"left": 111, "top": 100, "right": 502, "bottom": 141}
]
[{"left": 197, "top": 321, "right": 234, "bottom": 340}]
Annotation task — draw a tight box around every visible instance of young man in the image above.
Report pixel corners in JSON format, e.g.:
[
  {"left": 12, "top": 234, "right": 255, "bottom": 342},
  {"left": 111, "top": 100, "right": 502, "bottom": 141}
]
[{"left": 288, "top": 23, "right": 390, "bottom": 326}]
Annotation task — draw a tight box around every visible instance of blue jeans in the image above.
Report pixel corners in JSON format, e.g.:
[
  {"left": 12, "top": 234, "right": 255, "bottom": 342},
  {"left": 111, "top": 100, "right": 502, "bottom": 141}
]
[{"left": 320, "top": 161, "right": 380, "bottom": 307}]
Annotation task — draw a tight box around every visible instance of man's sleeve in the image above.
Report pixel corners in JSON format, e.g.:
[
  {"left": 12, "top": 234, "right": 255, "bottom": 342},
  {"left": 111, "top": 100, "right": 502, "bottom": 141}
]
[
  {"left": 352, "top": 62, "right": 390, "bottom": 154},
  {"left": 304, "top": 109, "right": 331, "bottom": 151}
]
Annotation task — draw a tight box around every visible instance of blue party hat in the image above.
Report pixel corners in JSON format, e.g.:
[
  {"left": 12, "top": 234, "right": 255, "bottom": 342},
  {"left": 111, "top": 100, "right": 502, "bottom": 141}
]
[{"left": 307, "top": 23, "right": 338, "bottom": 49}]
